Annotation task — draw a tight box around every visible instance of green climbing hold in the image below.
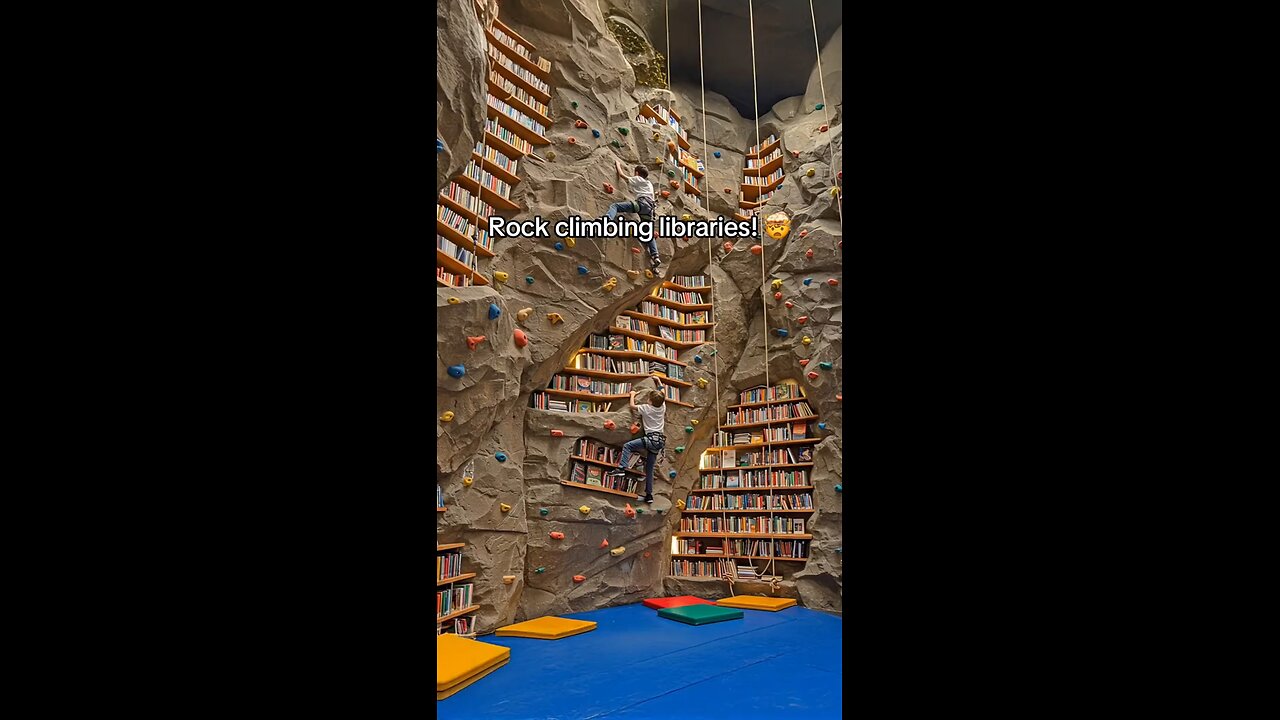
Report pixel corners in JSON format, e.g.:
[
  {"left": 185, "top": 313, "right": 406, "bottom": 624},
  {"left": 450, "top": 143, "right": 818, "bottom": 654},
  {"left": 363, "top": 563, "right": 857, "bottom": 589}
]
[
  {"left": 709, "top": 350, "right": 717, "bottom": 356},
  {"left": 815, "top": 103, "right": 825, "bottom": 110},
  {"left": 611, "top": 140, "right": 620, "bottom": 148},
  {"left": 819, "top": 361, "right": 833, "bottom": 370},
  {"left": 636, "top": 508, "right": 644, "bottom": 514},
  {"left": 535, "top": 566, "right": 546, "bottom": 573},
  {"left": 539, "top": 508, "right": 549, "bottom": 516},
  {"left": 656, "top": 508, "right": 663, "bottom": 514},
  {"left": 571, "top": 101, "right": 578, "bottom": 109},
  {"left": 675, "top": 446, "right": 685, "bottom": 453},
  {"left": 667, "top": 170, "right": 675, "bottom": 178},
  {"left": 835, "top": 484, "right": 843, "bottom": 492},
  {"left": 618, "top": 127, "right": 629, "bottom": 136},
  {"left": 685, "top": 426, "right": 693, "bottom": 433}
]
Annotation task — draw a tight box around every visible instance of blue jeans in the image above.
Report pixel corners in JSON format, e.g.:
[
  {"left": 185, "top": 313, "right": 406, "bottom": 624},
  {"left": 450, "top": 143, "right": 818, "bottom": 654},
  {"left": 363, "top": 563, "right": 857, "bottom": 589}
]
[
  {"left": 618, "top": 436, "right": 660, "bottom": 497},
  {"left": 605, "top": 201, "right": 658, "bottom": 259}
]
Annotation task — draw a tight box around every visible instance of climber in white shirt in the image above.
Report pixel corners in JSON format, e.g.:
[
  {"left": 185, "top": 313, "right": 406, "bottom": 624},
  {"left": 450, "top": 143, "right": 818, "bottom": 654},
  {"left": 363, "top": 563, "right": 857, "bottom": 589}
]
[{"left": 605, "top": 160, "right": 661, "bottom": 272}]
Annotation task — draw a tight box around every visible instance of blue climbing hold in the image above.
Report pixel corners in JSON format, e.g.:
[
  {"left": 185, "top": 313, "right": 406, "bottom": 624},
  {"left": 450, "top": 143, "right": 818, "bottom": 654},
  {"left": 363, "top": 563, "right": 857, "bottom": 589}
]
[
  {"left": 592, "top": 129, "right": 600, "bottom": 138},
  {"left": 448, "top": 364, "right": 466, "bottom": 378},
  {"left": 669, "top": 470, "right": 677, "bottom": 479},
  {"left": 526, "top": 275, "right": 535, "bottom": 284},
  {"left": 578, "top": 265, "right": 588, "bottom": 275},
  {"left": 713, "top": 151, "right": 721, "bottom": 158},
  {"left": 496, "top": 451, "right": 508, "bottom": 462},
  {"left": 815, "top": 103, "right": 825, "bottom": 110},
  {"left": 555, "top": 242, "right": 564, "bottom": 251},
  {"left": 436, "top": 139, "right": 444, "bottom": 153},
  {"left": 835, "top": 484, "right": 842, "bottom": 492},
  {"left": 775, "top": 328, "right": 789, "bottom": 338},
  {"left": 817, "top": 422, "right": 827, "bottom": 430},
  {"left": 803, "top": 278, "right": 813, "bottom": 286},
  {"left": 489, "top": 303, "right": 501, "bottom": 320},
  {"left": 835, "top": 547, "right": 842, "bottom": 554},
  {"left": 694, "top": 355, "right": 703, "bottom": 364}
]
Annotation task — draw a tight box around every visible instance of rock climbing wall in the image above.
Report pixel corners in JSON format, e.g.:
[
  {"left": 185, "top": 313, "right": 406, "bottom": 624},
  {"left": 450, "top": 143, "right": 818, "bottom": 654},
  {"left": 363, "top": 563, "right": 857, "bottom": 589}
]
[{"left": 437, "top": 0, "right": 842, "bottom": 631}]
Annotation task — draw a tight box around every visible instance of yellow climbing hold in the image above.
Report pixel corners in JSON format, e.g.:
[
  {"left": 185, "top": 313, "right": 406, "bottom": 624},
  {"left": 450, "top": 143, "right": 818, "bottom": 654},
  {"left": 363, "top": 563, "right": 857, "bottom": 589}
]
[
  {"left": 463, "top": 476, "right": 474, "bottom": 487},
  {"left": 441, "top": 411, "right": 455, "bottom": 422},
  {"left": 771, "top": 279, "right": 783, "bottom": 290},
  {"left": 500, "top": 503, "right": 511, "bottom": 513},
  {"left": 696, "top": 377, "right": 709, "bottom": 388},
  {"left": 806, "top": 168, "right": 815, "bottom": 177},
  {"left": 548, "top": 313, "right": 564, "bottom": 324},
  {"left": 627, "top": 269, "right": 641, "bottom": 277},
  {"left": 682, "top": 214, "right": 692, "bottom": 221},
  {"left": 802, "top": 336, "right": 812, "bottom": 345},
  {"left": 579, "top": 505, "right": 591, "bottom": 515},
  {"left": 830, "top": 187, "right": 840, "bottom": 197},
  {"left": 447, "top": 297, "right": 460, "bottom": 305},
  {"left": 495, "top": 271, "right": 510, "bottom": 283},
  {"left": 601, "top": 277, "right": 618, "bottom": 292},
  {"left": 610, "top": 546, "right": 625, "bottom": 556},
  {"left": 691, "top": 419, "right": 699, "bottom": 425},
  {"left": 566, "top": 237, "right": 576, "bottom": 248},
  {"left": 517, "top": 307, "right": 533, "bottom": 322},
  {"left": 676, "top": 499, "right": 686, "bottom": 510},
  {"left": 644, "top": 270, "right": 654, "bottom": 279}
]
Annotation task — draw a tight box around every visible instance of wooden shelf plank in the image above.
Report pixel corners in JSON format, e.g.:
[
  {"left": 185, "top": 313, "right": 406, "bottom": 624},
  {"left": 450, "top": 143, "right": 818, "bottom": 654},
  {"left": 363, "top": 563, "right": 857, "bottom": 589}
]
[
  {"left": 746, "top": 136, "right": 781, "bottom": 159},
  {"left": 562, "top": 366, "right": 693, "bottom": 388},
  {"left": 726, "top": 396, "right": 809, "bottom": 410},
  {"left": 483, "top": 129, "right": 530, "bottom": 161},
  {"left": 568, "top": 456, "right": 643, "bottom": 476},
  {"left": 671, "top": 554, "right": 810, "bottom": 561},
  {"left": 437, "top": 506, "right": 448, "bottom": 512},
  {"left": 437, "top": 572, "right": 477, "bottom": 587},
  {"left": 673, "top": 532, "right": 813, "bottom": 539},
  {"left": 436, "top": 218, "right": 496, "bottom": 258},
  {"left": 705, "top": 438, "right": 819, "bottom": 451},
  {"left": 689, "top": 485, "right": 815, "bottom": 494},
  {"left": 683, "top": 179, "right": 703, "bottom": 196},
  {"left": 667, "top": 398, "right": 695, "bottom": 408},
  {"left": 698, "top": 464, "right": 813, "bottom": 473},
  {"left": 452, "top": 172, "right": 520, "bottom": 212},
  {"left": 661, "top": 282, "right": 711, "bottom": 292},
  {"left": 539, "top": 388, "right": 629, "bottom": 402},
  {"left": 437, "top": 605, "right": 480, "bottom": 624},
  {"left": 438, "top": 192, "right": 493, "bottom": 229},
  {"left": 560, "top": 480, "right": 641, "bottom": 499},
  {"left": 607, "top": 325, "right": 702, "bottom": 351},
  {"left": 435, "top": 249, "right": 490, "bottom": 286},
  {"left": 719, "top": 415, "right": 818, "bottom": 431},
  {"left": 741, "top": 174, "right": 784, "bottom": 198},
  {"left": 471, "top": 150, "right": 521, "bottom": 186},
  {"left": 678, "top": 155, "right": 705, "bottom": 178},
  {"left": 437, "top": 543, "right": 466, "bottom": 551},
  {"left": 682, "top": 508, "right": 814, "bottom": 514},
  {"left": 577, "top": 348, "right": 687, "bottom": 367},
  {"left": 646, "top": 294, "right": 713, "bottom": 312},
  {"left": 621, "top": 310, "right": 715, "bottom": 330},
  {"left": 743, "top": 154, "right": 783, "bottom": 176},
  {"left": 487, "top": 103, "right": 550, "bottom": 146}
]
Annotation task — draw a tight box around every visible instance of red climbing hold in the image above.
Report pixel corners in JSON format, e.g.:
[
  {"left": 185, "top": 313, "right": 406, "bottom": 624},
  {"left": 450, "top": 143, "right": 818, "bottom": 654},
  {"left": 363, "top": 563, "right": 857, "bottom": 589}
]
[
  {"left": 724, "top": 187, "right": 732, "bottom": 193},
  {"left": 603, "top": 182, "right": 614, "bottom": 194},
  {"left": 514, "top": 328, "right": 528, "bottom": 348},
  {"left": 837, "top": 171, "right": 843, "bottom": 181},
  {"left": 466, "top": 335, "right": 486, "bottom": 351},
  {"left": 807, "top": 371, "right": 819, "bottom": 380},
  {"left": 630, "top": 423, "right": 640, "bottom": 434},
  {"left": 784, "top": 301, "right": 794, "bottom": 309},
  {"left": 550, "top": 429, "right": 564, "bottom": 437},
  {"left": 568, "top": 137, "right": 577, "bottom": 144},
  {"left": 837, "top": 393, "right": 843, "bottom": 401},
  {"left": 819, "top": 124, "right": 829, "bottom": 132},
  {"left": 600, "top": 538, "right": 609, "bottom": 548},
  {"left": 773, "top": 292, "right": 782, "bottom": 301},
  {"left": 799, "top": 359, "right": 810, "bottom": 367},
  {"left": 670, "top": 180, "right": 679, "bottom": 189},
  {"left": 806, "top": 248, "right": 814, "bottom": 259},
  {"left": 624, "top": 503, "right": 636, "bottom": 518},
  {"left": 632, "top": 247, "right": 642, "bottom": 254},
  {"left": 800, "top": 230, "right": 809, "bottom": 238},
  {"left": 750, "top": 245, "right": 763, "bottom": 255},
  {"left": 574, "top": 119, "right": 588, "bottom": 128},
  {"left": 643, "top": 551, "right": 651, "bottom": 558},
  {"left": 661, "top": 190, "right": 671, "bottom": 198},
  {"left": 573, "top": 575, "right": 586, "bottom": 583},
  {"left": 550, "top": 532, "right": 565, "bottom": 540},
  {"left": 791, "top": 150, "right": 800, "bottom": 158},
  {"left": 828, "top": 278, "right": 839, "bottom": 286},
  {"left": 723, "top": 242, "right": 734, "bottom": 252},
  {"left": 797, "top": 316, "right": 809, "bottom": 325},
  {"left": 604, "top": 420, "right": 616, "bottom": 430}
]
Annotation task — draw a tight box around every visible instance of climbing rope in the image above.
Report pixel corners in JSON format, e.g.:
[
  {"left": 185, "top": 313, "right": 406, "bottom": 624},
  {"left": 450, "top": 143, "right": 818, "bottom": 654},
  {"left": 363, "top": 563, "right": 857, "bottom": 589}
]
[
  {"left": 808, "top": 0, "right": 843, "bottom": 231},
  {"left": 466, "top": 0, "right": 498, "bottom": 287}
]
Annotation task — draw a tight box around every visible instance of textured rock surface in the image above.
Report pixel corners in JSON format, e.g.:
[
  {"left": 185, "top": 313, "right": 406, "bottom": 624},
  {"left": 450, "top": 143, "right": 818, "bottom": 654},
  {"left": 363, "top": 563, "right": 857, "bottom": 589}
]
[
  {"left": 438, "top": 0, "right": 843, "bottom": 631},
  {"left": 436, "top": 0, "right": 488, "bottom": 193}
]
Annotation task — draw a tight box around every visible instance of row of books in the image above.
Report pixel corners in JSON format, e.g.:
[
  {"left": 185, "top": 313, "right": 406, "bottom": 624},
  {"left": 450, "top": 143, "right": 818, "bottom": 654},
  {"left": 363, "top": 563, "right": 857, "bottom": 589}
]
[
  {"left": 437, "top": 204, "right": 493, "bottom": 252},
  {"left": 676, "top": 539, "right": 809, "bottom": 558},
  {"left": 669, "top": 557, "right": 734, "bottom": 578},
  {"left": 587, "top": 334, "right": 678, "bottom": 359},
  {"left": 437, "top": 266, "right": 478, "bottom": 287},
  {"left": 437, "top": 484, "right": 444, "bottom": 508},
  {"left": 658, "top": 324, "right": 707, "bottom": 343},
  {"left": 746, "top": 148, "right": 782, "bottom": 169},
  {"left": 661, "top": 385, "right": 682, "bottom": 403},
  {"left": 678, "top": 517, "right": 807, "bottom": 534},
  {"left": 437, "top": 616, "right": 475, "bottom": 636},
  {"left": 569, "top": 460, "right": 642, "bottom": 495},
  {"left": 462, "top": 160, "right": 514, "bottom": 200},
  {"left": 712, "top": 424, "right": 808, "bottom": 445},
  {"left": 574, "top": 438, "right": 636, "bottom": 467},
  {"left": 487, "top": 71, "right": 548, "bottom": 118},
  {"left": 488, "top": 44, "right": 550, "bottom": 95},
  {"left": 669, "top": 275, "right": 708, "bottom": 287},
  {"left": 685, "top": 492, "right": 814, "bottom": 510},
  {"left": 484, "top": 118, "right": 533, "bottom": 155},
  {"left": 648, "top": 361, "right": 685, "bottom": 380},
  {"left": 489, "top": 24, "right": 550, "bottom": 71},
  {"left": 742, "top": 168, "right": 784, "bottom": 186},
  {"left": 474, "top": 138, "right": 520, "bottom": 176},
  {"left": 441, "top": 182, "right": 494, "bottom": 224},
  {"left": 748, "top": 134, "right": 779, "bottom": 155},
  {"left": 678, "top": 150, "right": 705, "bottom": 173},
  {"left": 646, "top": 103, "right": 686, "bottom": 140},
  {"left": 488, "top": 95, "right": 547, "bottom": 137},
  {"left": 437, "top": 234, "right": 481, "bottom": 269},
  {"left": 695, "top": 470, "right": 810, "bottom": 489},
  {"left": 530, "top": 392, "right": 612, "bottom": 412},
  {"left": 438, "top": 550, "right": 464, "bottom": 580},
  {"left": 637, "top": 301, "right": 708, "bottom": 325},
  {"left": 654, "top": 288, "right": 706, "bottom": 305},
  {"left": 724, "top": 402, "right": 815, "bottom": 425},
  {"left": 437, "top": 583, "right": 474, "bottom": 620},
  {"left": 701, "top": 446, "right": 813, "bottom": 468},
  {"left": 680, "top": 166, "right": 700, "bottom": 190},
  {"left": 737, "top": 383, "right": 800, "bottom": 404},
  {"left": 548, "top": 375, "right": 631, "bottom": 395}
]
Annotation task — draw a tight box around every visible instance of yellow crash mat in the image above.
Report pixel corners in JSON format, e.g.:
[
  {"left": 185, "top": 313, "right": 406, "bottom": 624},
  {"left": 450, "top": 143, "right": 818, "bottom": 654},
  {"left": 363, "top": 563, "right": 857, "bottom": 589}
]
[
  {"left": 437, "top": 633, "right": 511, "bottom": 699},
  {"left": 495, "top": 616, "right": 598, "bottom": 639},
  {"left": 715, "top": 596, "right": 798, "bottom": 612}
]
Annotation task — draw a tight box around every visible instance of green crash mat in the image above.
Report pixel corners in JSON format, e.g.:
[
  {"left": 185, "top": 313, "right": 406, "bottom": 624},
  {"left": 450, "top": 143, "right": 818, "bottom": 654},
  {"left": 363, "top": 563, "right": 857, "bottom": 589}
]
[{"left": 657, "top": 604, "right": 745, "bottom": 626}]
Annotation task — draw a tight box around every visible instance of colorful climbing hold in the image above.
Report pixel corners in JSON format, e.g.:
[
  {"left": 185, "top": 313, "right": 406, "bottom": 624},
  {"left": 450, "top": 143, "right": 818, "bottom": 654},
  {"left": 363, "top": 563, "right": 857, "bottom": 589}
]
[
  {"left": 574, "top": 575, "right": 586, "bottom": 582},
  {"left": 696, "top": 377, "right": 709, "bottom": 388},
  {"left": 466, "top": 335, "right": 486, "bottom": 351},
  {"left": 791, "top": 150, "right": 801, "bottom": 157},
  {"left": 644, "top": 269, "right": 654, "bottom": 278},
  {"left": 817, "top": 422, "right": 827, "bottom": 430},
  {"left": 694, "top": 355, "right": 703, "bottom": 364},
  {"left": 837, "top": 393, "right": 843, "bottom": 401},
  {"left": 835, "top": 484, "right": 842, "bottom": 492},
  {"left": 682, "top": 213, "right": 692, "bottom": 221},
  {"left": 550, "top": 429, "right": 564, "bottom": 437},
  {"left": 599, "top": 538, "right": 609, "bottom": 548},
  {"left": 463, "top": 476, "right": 473, "bottom": 486},
  {"left": 525, "top": 275, "right": 535, "bottom": 284},
  {"left": 579, "top": 505, "right": 591, "bottom": 515},
  {"left": 837, "top": 171, "right": 842, "bottom": 181},
  {"left": 771, "top": 279, "right": 783, "bottom": 290},
  {"left": 551, "top": 531, "right": 565, "bottom": 539},
  {"left": 799, "top": 359, "right": 810, "bottom": 367},
  {"left": 667, "top": 170, "right": 676, "bottom": 178},
  {"left": 568, "top": 136, "right": 577, "bottom": 144},
  {"left": 676, "top": 499, "right": 686, "bottom": 510},
  {"left": 555, "top": 242, "right": 564, "bottom": 251},
  {"left": 624, "top": 503, "right": 636, "bottom": 518},
  {"left": 618, "top": 127, "right": 628, "bottom": 136},
  {"left": 517, "top": 307, "right": 533, "bottom": 322},
  {"left": 447, "top": 297, "right": 460, "bottom": 304},
  {"left": 807, "top": 371, "right": 819, "bottom": 380},
  {"left": 685, "top": 425, "right": 693, "bottom": 433},
  {"left": 536, "top": 566, "right": 545, "bottom": 573},
  {"left": 643, "top": 551, "right": 651, "bottom": 558},
  {"left": 500, "top": 503, "right": 511, "bottom": 513},
  {"left": 631, "top": 423, "right": 640, "bottom": 433},
  {"left": 800, "top": 230, "right": 809, "bottom": 238},
  {"left": 495, "top": 451, "right": 508, "bottom": 462},
  {"left": 750, "top": 245, "right": 763, "bottom": 255},
  {"left": 802, "top": 336, "right": 812, "bottom": 345},
  {"left": 571, "top": 101, "right": 578, "bottom": 108},
  {"left": 495, "top": 271, "right": 510, "bottom": 282},
  {"left": 547, "top": 151, "right": 556, "bottom": 161},
  {"left": 441, "top": 411, "right": 455, "bottom": 422},
  {"left": 503, "top": 575, "right": 515, "bottom": 584},
  {"left": 669, "top": 470, "right": 677, "bottom": 479},
  {"left": 819, "top": 124, "right": 829, "bottom": 132},
  {"left": 632, "top": 247, "right": 642, "bottom": 254},
  {"left": 713, "top": 151, "right": 721, "bottom": 158},
  {"left": 575, "top": 119, "right": 588, "bottom": 129},
  {"left": 806, "top": 248, "right": 814, "bottom": 259},
  {"left": 578, "top": 265, "right": 588, "bottom": 275},
  {"left": 803, "top": 278, "right": 813, "bottom": 286},
  {"left": 436, "top": 139, "right": 444, "bottom": 153},
  {"left": 806, "top": 168, "right": 815, "bottom": 177},
  {"left": 610, "top": 140, "right": 620, "bottom": 148},
  {"left": 675, "top": 446, "right": 685, "bottom": 453},
  {"left": 724, "top": 187, "right": 732, "bottom": 193},
  {"left": 448, "top": 365, "right": 466, "bottom": 378},
  {"left": 785, "top": 301, "right": 794, "bottom": 309},
  {"left": 691, "top": 419, "right": 700, "bottom": 425},
  {"left": 566, "top": 237, "right": 576, "bottom": 248},
  {"left": 830, "top": 187, "right": 840, "bottom": 198},
  {"left": 547, "top": 313, "right": 564, "bottom": 324},
  {"left": 592, "top": 129, "right": 601, "bottom": 138},
  {"left": 604, "top": 420, "right": 616, "bottom": 430},
  {"left": 660, "top": 189, "right": 671, "bottom": 198},
  {"left": 828, "top": 278, "right": 839, "bottom": 286},
  {"left": 815, "top": 102, "right": 825, "bottom": 110},
  {"left": 819, "top": 361, "right": 833, "bottom": 370},
  {"left": 775, "top": 328, "right": 789, "bottom": 338},
  {"left": 603, "top": 182, "right": 614, "bottom": 194},
  {"left": 774, "top": 292, "right": 783, "bottom": 301},
  {"left": 489, "top": 303, "right": 501, "bottom": 320},
  {"left": 636, "top": 508, "right": 644, "bottom": 514},
  {"left": 723, "top": 242, "right": 734, "bottom": 252},
  {"left": 601, "top": 277, "right": 618, "bottom": 292},
  {"left": 540, "top": 507, "right": 549, "bottom": 515},
  {"left": 797, "top": 316, "right": 808, "bottom": 325}
]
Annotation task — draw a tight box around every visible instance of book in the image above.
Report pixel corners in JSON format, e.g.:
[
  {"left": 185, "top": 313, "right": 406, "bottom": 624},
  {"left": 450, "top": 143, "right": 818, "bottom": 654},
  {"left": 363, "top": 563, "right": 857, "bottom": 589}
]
[
  {"left": 608, "top": 335, "right": 624, "bottom": 349},
  {"left": 586, "top": 465, "right": 603, "bottom": 486}
]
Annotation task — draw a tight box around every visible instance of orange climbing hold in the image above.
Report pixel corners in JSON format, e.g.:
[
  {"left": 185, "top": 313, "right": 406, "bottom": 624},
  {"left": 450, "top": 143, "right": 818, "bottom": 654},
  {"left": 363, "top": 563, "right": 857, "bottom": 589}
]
[
  {"left": 630, "top": 423, "right": 640, "bottom": 434},
  {"left": 723, "top": 242, "right": 733, "bottom": 252},
  {"left": 669, "top": 180, "right": 679, "bottom": 189},
  {"left": 568, "top": 137, "right": 577, "bottom": 144},
  {"left": 514, "top": 328, "right": 529, "bottom": 348},
  {"left": 624, "top": 503, "right": 636, "bottom": 518},
  {"left": 806, "top": 248, "right": 814, "bottom": 259},
  {"left": 550, "top": 429, "right": 564, "bottom": 437},
  {"left": 750, "top": 245, "right": 763, "bottom": 255},
  {"left": 466, "top": 335, "right": 486, "bottom": 351},
  {"left": 807, "top": 371, "right": 819, "bottom": 380},
  {"left": 661, "top": 190, "right": 671, "bottom": 198},
  {"left": 799, "top": 359, "right": 810, "bottom": 367},
  {"left": 828, "top": 278, "right": 839, "bottom": 286},
  {"left": 603, "top": 183, "right": 614, "bottom": 194},
  {"left": 604, "top": 420, "right": 616, "bottom": 430},
  {"left": 574, "top": 119, "right": 588, "bottom": 128},
  {"left": 797, "top": 316, "right": 808, "bottom": 324},
  {"left": 600, "top": 539, "right": 609, "bottom": 548},
  {"left": 573, "top": 575, "right": 586, "bottom": 583},
  {"left": 550, "top": 532, "right": 565, "bottom": 540}
]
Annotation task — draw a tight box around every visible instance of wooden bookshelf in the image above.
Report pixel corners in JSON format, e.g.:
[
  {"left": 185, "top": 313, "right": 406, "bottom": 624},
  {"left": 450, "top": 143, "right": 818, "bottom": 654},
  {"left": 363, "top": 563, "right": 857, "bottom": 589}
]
[
  {"left": 437, "top": 542, "right": 478, "bottom": 635},
  {"left": 577, "top": 348, "right": 688, "bottom": 367},
  {"left": 719, "top": 415, "right": 819, "bottom": 431},
  {"left": 493, "top": 18, "right": 537, "bottom": 52},
  {"left": 540, "top": 388, "right": 630, "bottom": 403},
  {"left": 746, "top": 135, "right": 781, "bottom": 159},
  {"left": 560, "top": 480, "right": 641, "bottom": 499},
  {"left": 699, "top": 464, "right": 813, "bottom": 473},
  {"left": 726, "top": 395, "right": 808, "bottom": 410},
  {"left": 689, "top": 485, "right": 815, "bottom": 494},
  {"left": 739, "top": 196, "right": 768, "bottom": 210},
  {"left": 646, "top": 295, "right": 713, "bottom": 312},
  {"left": 437, "top": 543, "right": 465, "bottom": 551},
  {"left": 437, "top": 572, "right": 477, "bottom": 586},
  {"left": 452, "top": 173, "right": 520, "bottom": 212},
  {"left": 436, "top": 218, "right": 496, "bottom": 258},
  {"left": 470, "top": 150, "right": 521, "bottom": 186},
  {"left": 561, "top": 366, "right": 693, "bottom": 388},
  {"left": 675, "top": 532, "right": 813, "bottom": 540},
  {"left": 486, "top": 76, "right": 552, "bottom": 128},
  {"left": 621, "top": 310, "right": 715, "bottom": 330},
  {"left": 661, "top": 281, "right": 711, "bottom": 292},
  {"left": 741, "top": 175, "right": 784, "bottom": 199},
  {"left": 483, "top": 129, "right": 530, "bottom": 161},
  {"left": 489, "top": 58, "right": 552, "bottom": 104},
  {"left": 672, "top": 554, "right": 810, "bottom": 562},
  {"left": 486, "top": 102, "right": 550, "bottom": 146},
  {"left": 607, "top": 325, "right": 702, "bottom": 351},
  {"left": 438, "top": 192, "right": 492, "bottom": 230},
  {"left": 705, "top": 438, "right": 820, "bottom": 452},
  {"left": 438, "top": 605, "right": 480, "bottom": 624},
  {"left": 743, "top": 153, "right": 783, "bottom": 176},
  {"left": 435, "top": 249, "right": 491, "bottom": 286},
  {"left": 484, "top": 25, "right": 551, "bottom": 80},
  {"left": 678, "top": 154, "right": 705, "bottom": 178},
  {"left": 683, "top": 508, "right": 813, "bottom": 514},
  {"left": 568, "top": 455, "right": 644, "bottom": 475}
]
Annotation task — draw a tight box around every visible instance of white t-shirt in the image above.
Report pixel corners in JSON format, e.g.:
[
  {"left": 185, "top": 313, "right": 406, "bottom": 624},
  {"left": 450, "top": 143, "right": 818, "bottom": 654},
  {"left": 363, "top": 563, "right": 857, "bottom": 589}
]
[
  {"left": 636, "top": 403, "right": 665, "bottom": 434},
  {"left": 627, "top": 175, "right": 655, "bottom": 203}
]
